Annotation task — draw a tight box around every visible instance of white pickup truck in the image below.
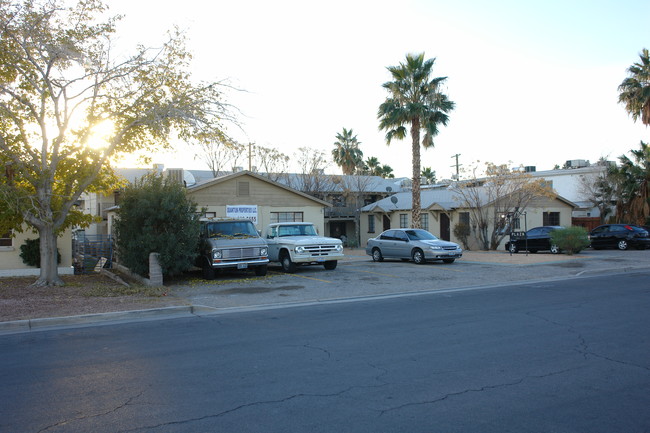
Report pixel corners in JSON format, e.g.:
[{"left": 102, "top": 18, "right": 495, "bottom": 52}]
[{"left": 263, "top": 222, "right": 344, "bottom": 272}]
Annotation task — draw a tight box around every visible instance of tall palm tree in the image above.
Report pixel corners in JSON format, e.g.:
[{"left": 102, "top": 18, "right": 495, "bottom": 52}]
[
  {"left": 378, "top": 53, "right": 455, "bottom": 228},
  {"left": 619, "top": 48, "right": 650, "bottom": 126},
  {"left": 332, "top": 128, "right": 364, "bottom": 175}
]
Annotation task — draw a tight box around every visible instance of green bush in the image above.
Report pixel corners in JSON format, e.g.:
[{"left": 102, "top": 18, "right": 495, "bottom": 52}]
[
  {"left": 453, "top": 222, "right": 471, "bottom": 250},
  {"left": 114, "top": 173, "right": 201, "bottom": 278},
  {"left": 550, "top": 226, "right": 590, "bottom": 255},
  {"left": 19, "top": 238, "right": 61, "bottom": 267}
]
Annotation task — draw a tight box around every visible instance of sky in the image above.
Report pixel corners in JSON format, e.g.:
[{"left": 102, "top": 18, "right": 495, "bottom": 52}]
[{"left": 107, "top": 0, "right": 650, "bottom": 179}]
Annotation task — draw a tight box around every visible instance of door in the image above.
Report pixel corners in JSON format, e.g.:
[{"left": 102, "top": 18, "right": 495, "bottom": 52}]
[
  {"left": 383, "top": 215, "right": 391, "bottom": 231},
  {"left": 440, "top": 213, "right": 450, "bottom": 241}
]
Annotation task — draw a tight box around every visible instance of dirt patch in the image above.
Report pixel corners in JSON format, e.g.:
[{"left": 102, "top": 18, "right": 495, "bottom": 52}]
[{"left": 0, "top": 274, "right": 185, "bottom": 322}]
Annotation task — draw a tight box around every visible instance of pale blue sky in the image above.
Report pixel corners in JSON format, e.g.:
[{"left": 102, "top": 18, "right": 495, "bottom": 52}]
[{"left": 109, "top": 0, "right": 649, "bottom": 179}]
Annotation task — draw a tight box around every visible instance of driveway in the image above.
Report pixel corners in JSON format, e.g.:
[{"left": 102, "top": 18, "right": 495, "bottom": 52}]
[{"left": 168, "top": 248, "right": 650, "bottom": 311}]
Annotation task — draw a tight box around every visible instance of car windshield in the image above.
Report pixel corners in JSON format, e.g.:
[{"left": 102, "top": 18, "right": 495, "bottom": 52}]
[
  {"left": 405, "top": 229, "right": 437, "bottom": 241},
  {"left": 207, "top": 221, "right": 258, "bottom": 238},
  {"left": 278, "top": 224, "right": 318, "bottom": 237}
]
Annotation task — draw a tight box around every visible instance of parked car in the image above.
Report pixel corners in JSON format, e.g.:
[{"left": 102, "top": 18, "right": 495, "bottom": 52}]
[
  {"left": 366, "top": 228, "right": 463, "bottom": 264},
  {"left": 196, "top": 218, "right": 269, "bottom": 279},
  {"left": 505, "top": 226, "right": 564, "bottom": 254},
  {"left": 589, "top": 224, "right": 650, "bottom": 250}
]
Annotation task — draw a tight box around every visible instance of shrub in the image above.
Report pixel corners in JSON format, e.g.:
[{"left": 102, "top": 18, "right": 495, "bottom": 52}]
[
  {"left": 550, "top": 226, "right": 590, "bottom": 255},
  {"left": 114, "top": 173, "right": 201, "bottom": 278},
  {"left": 453, "top": 222, "right": 471, "bottom": 250},
  {"left": 20, "top": 238, "right": 61, "bottom": 267}
]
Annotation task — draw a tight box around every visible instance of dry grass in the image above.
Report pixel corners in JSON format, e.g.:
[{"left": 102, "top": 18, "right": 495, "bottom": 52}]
[{"left": 0, "top": 273, "right": 185, "bottom": 322}]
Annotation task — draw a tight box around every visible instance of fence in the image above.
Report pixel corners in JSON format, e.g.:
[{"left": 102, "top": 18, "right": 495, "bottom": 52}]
[{"left": 72, "top": 234, "right": 114, "bottom": 274}]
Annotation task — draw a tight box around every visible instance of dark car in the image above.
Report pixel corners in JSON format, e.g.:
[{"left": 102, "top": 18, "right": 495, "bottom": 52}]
[
  {"left": 589, "top": 224, "right": 650, "bottom": 250},
  {"left": 505, "top": 226, "right": 564, "bottom": 254}
]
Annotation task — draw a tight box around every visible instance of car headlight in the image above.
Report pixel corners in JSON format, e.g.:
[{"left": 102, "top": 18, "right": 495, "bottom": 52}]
[
  {"left": 260, "top": 247, "right": 268, "bottom": 256},
  {"left": 295, "top": 246, "right": 305, "bottom": 254},
  {"left": 212, "top": 250, "right": 222, "bottom": 259},
  {"left": 429, "top": 246, "right": 442, "bottom": 250},
  {"left": 335, "top": 244, "right": 343, "bottom": 252}
]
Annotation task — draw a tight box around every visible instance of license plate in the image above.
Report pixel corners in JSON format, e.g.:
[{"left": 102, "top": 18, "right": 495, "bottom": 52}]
[{"left": 237, "top": 263, "right": 248, "bottom": 269}]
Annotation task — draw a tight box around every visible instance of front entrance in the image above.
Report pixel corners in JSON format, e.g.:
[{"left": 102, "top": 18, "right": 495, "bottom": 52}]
[
  {"left": 329, "top": 221, "right": 347, "bottom": 239},
  {"left": 440, "top": 213, "right": 450, "bottom": 241},
  {"left": 383, "top": 215, "right": 391, "bottom": 231}
]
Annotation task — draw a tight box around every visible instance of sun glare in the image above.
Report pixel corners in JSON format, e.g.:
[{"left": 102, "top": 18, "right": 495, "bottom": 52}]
[{"left": 86, "top": 119, "right": 115, "bottom": 150}]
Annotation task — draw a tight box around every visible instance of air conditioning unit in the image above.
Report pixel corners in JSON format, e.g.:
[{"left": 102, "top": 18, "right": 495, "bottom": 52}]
[
  {"left": 565, "top": 159, "right": 589, "bottom": 168},
  {"left": 524, "top": 166, "right": 536, "bottom": 172}
]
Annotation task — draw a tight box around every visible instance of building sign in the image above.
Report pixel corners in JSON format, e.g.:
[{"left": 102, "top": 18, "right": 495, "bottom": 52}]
[{"left": 226, "top": 205, "right": 258, "bottom": 224}]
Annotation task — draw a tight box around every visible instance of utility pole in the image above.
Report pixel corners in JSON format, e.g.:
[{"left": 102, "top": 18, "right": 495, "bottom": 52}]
[
  {"left": 450, "top": 154, "right": 461, "bottom": 179},
  {"left": 248, "top": 142, "right": 253, "bottom": 171}
]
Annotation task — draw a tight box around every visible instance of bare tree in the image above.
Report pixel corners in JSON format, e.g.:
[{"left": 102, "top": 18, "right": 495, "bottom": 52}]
[
  {"left": 287, "top": 147, "right": 335, "bottom": 200},
  {"left": 252, "top": 144, "right": 290, "bottom": 182},
  {"left": 195, "top": 139, "right": 245, "bottom": 177},
  {"left": 451, "top": 162, "right": 556, "bottom": 250}
]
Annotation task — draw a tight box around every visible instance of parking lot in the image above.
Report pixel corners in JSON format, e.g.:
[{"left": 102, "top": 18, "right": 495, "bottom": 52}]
[{"left": 169, "top": 248, "right": 650, "bottom": 311}]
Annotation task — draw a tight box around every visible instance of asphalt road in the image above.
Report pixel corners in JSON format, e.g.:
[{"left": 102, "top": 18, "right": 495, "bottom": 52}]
[{"left": 1, "top": 271, "right": 649, "bottom": 433}]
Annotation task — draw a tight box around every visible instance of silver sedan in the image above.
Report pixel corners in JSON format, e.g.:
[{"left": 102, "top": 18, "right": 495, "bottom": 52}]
[{"left": 366, "top": 228, "right": 463, "bottom": 264}]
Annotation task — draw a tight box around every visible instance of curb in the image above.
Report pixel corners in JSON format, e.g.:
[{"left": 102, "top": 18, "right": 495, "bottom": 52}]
[{"left": 0, "top": 305, "right": 218, "bottom": 335}]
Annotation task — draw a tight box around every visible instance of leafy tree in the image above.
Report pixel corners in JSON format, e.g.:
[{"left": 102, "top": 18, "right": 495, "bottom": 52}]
[
  {"left": 332, "top": 128, "right": 364, "bottom": 175},
  {"left": 378, "top": 53, "right": 455, "bottom": 228},
  {"left": 611, "top": 141, "right": 650, "bottom": 225},
  {"left": 0, "top": 0, "right": 234, "bottom": 286},
  {"left": 451, "top": 162, "right": 556, "bottom": 250},
  {"left": 114, "top": 173, "right": 200, "bottom": 278},
  {"left": 618, "top": 48, "right": 650, "bottom": 126},
  {"left": 421, "top": 167, "right": 437, "bottom": 185}
]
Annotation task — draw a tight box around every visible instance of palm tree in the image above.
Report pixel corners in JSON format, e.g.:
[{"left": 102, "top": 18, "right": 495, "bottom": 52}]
[
  {"left": 365, "top": 156, "right": 381, "bottom": 176},
  {"left": 421, "top": 167, "right": 437, "bottom": 185},
  {"left": 612, "top": 141, "right": 650, "bottom": 225},
  {"left": 618, "top": 48, "right": 650, "bottom": 126},
  {"left": 379, "top": 164, "right": 395, "bottom": 179},
  {"left": 332, "top": 128, "right": 364, "bottom": 175},
  {"left": 378, "top": 53, "right": 455, "bottom": 228}
]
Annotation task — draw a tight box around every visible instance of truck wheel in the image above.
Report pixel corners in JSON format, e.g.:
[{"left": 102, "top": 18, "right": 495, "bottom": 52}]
[
  {"left": 254, "top": 265, "right": 268, "bottom": 276},
  {"left": 323, "top": 261, "right": 337, "bottom": 270},
  {"left": 280, "top": 252, "right": 297, "bottom": 273},
  {"left": 202, "top": 262, "right": 216, "bottom": 280}
]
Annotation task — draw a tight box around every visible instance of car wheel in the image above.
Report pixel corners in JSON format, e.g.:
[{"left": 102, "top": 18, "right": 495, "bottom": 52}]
[
  {"left": 617, "top": 240, "right": 629, "bottom": 250},
  {"left": 202, "top": 262, "right": 216, "bottom": 280},
  {"left": 255, "top": 265, "right": 268, "bottom": 276},
  {"left": 412, "top": 248, "right": 425, "bottom": 264},
  {"left": 323, "top": 261, "right": 337, "bottom": 270},
  {"left": 550, "top": 245, "right": 560, "bottom": 254},
  {"left": 442, "top": 258, "right": 455, "bottom": 264},
  {"left": 371, "top": 248, "right": 384, "bottom": 262},
  {"left": 280, "top": 252, "right": 297, "bottom": 273},
  {"left": 509, "top": 244, "right": 518, "bottom": 254}
]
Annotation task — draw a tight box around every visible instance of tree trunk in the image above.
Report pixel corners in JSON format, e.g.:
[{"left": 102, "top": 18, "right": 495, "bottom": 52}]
[
  {"left": 34, "top": 224, "right": 64, "bottom": 287},
  {"left": 411, "top": 118, "right": 421, "bottom": 229}
]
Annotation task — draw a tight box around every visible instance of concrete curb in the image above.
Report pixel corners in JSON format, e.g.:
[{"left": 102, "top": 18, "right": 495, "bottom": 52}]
[{"left": 0, "top": 305, "right": 217, "bottom": 335}]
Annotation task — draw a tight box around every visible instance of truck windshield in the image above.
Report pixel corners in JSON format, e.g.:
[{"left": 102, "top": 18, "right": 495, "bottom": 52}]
[
  {"left": 278, "top": 225, "right": 318, "bottom": 237},
  {"left": 207, "top": 221, "right": 258, "bottom": 238}
]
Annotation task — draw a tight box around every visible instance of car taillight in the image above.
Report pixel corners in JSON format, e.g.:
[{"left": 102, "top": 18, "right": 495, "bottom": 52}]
[{"left": 625, "top": 225, "right": 633, "bottom": 230}]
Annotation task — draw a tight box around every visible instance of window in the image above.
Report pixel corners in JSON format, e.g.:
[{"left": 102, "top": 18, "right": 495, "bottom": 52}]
[
  {"left": 204, "top": 212, "right": 216, "bottom": 218},
  {"left": 270, "top": 212, "right": 304, "bottom": 223},
  {"left": 237, "top": 181, "right": 250, "bottom": 196},
  {"left": 0, "top": 231, "right": 11, "bottom": 247},
  {"left": 368, "top": 215, "right": 375, "bottom": 233},
  {"left": 543, "top": 212, "right": 560, "bottom": 226},
  {"left": 399, "top": 214, "right": 408, "bottom": 228},
  {"left": 459, "top": 212, "right": 470, "bottom": 226},
  {"left": 421, "top": 213, "right": 429, "bottom": 231}
]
